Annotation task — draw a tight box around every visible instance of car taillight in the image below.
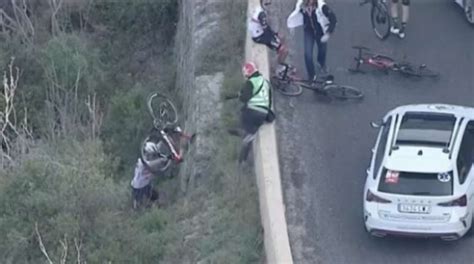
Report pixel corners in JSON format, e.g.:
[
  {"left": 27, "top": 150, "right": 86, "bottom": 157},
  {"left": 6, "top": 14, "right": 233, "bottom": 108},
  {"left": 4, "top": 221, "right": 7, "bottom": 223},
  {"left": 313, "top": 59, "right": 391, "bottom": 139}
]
[
  {"left": 366, "top": 189, "right": 391, "bottom": 203},
  {"left": 438, "top": 195, "right": 467, "bottom": 207}
]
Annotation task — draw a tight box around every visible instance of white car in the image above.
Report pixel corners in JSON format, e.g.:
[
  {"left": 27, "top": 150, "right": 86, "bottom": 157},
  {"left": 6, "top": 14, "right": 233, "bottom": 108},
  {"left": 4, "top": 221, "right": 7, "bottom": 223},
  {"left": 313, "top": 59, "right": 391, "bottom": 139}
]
[
  {"left": 455, "top": 0, "right": 474, "bottom": 25},
  {"left": 364, "top": 104, "right": 474, "bottom": 240}
]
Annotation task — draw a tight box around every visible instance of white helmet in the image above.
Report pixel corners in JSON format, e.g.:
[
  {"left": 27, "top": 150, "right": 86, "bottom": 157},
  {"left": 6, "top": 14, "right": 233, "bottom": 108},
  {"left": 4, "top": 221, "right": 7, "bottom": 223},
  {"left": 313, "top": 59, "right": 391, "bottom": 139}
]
[{"left": 144, "top": 141, "right": 159, "bottom": 154}]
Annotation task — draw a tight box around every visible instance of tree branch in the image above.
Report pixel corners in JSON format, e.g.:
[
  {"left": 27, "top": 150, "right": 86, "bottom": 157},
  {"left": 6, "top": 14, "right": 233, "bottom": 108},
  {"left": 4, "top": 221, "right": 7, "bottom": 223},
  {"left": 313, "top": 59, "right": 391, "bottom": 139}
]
[
  {"left": 74, "top": 237, "right": 82, "bottom": 264},
  {"left": 59, "top": 234, "right": 68, "bottom": 264},
  {"left": 34, "top": 222, "right": 54, "bottom": 264}
]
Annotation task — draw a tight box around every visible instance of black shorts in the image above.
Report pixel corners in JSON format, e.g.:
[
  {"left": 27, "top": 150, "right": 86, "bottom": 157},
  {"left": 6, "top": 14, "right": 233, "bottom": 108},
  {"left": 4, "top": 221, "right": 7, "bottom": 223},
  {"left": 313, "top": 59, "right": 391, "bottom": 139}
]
[
  {"left": 252, "top": 27, "right": 281, "bottom": 51},
  {"left": 132, "top": 184, "right": 158, "bottom": 203}
]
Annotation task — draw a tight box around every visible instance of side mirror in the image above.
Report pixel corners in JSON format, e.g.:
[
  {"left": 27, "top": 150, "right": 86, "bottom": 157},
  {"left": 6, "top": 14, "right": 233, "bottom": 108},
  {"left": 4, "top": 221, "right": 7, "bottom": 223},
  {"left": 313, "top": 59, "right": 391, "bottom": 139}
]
[{"left": 370, "top": 121, "right": 381, "bottom": 128}]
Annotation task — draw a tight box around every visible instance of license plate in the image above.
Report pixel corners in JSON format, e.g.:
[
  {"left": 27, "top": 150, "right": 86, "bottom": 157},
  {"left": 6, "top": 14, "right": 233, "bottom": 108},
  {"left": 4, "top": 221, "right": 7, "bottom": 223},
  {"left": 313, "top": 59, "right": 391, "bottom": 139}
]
[{"left": 398, "top": 204, "right": 431, "bottom": 214}]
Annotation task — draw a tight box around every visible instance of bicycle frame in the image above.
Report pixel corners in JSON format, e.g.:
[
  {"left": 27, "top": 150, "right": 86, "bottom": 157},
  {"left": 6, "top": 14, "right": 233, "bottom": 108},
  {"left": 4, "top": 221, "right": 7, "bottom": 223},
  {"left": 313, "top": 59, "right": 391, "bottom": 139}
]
[
  {"left": 363, "top": 55, "right": 395, "bottom": 69},
  {"left": 352, "top": 46, "right": 395, "bottom": 72},
  {"left": 293, "top": 74, "right": 334, "bottom": 92},
  {"left": 160, "top": 130, "right": 181, "bottom": 162},
  {"left": 159, "top": 128, "right": 194, "bottom": 163}
]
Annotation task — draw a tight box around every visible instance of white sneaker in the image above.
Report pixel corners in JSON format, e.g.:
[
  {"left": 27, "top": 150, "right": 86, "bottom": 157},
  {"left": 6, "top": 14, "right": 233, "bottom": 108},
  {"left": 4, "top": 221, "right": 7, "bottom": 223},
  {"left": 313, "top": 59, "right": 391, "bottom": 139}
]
[
  {"left": 390, "top": 26, "right": 399, "bottom": 34},
  {"left": 398, "top": 27, "right": 406, "bottom": 39}
]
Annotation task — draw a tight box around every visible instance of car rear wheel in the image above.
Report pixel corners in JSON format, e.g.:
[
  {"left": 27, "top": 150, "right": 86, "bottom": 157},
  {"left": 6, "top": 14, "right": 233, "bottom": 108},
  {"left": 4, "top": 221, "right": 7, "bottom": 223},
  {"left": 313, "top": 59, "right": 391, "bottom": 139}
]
[{"left": 464, "top": 0, "right": 474, "bottom": 25}]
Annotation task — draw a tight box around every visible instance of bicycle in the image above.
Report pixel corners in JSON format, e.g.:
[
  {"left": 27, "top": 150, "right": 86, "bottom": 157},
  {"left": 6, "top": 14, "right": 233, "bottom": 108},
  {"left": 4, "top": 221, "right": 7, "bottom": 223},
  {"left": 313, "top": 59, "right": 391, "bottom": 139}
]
[
  {"left": 271, "top": 70, "right": 364, "bottom": 101},
  {"left": 270, "top": 65, "right": 303, "bottom": 96},
  {"left": 140, "top": 92, "right": 195, "bottom": 173},
  {"left": 360, "top": 0, "right": 391, "bottom": 40},
  {"left": 349, "top": 46, "right": 440, "bottom": 78}
]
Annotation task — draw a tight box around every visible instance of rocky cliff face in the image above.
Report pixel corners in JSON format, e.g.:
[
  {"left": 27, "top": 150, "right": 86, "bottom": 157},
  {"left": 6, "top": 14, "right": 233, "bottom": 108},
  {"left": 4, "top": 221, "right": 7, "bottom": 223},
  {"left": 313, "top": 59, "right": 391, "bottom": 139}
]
[{"left": 175, "top": 0, "right": 225, "bottom": 193}]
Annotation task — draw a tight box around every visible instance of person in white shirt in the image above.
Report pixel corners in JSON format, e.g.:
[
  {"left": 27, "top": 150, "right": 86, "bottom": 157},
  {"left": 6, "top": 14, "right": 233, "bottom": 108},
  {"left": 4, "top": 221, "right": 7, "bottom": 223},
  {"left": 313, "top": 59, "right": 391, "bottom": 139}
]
[
  {"left": 131, "top": 158, "right": 159, "bottom": 209},
  {"left": 248, "top": 0, "right": 293, "bottom": 78},
  {"left": 287, "top": 0, "right": 337, "bottom": 81}
]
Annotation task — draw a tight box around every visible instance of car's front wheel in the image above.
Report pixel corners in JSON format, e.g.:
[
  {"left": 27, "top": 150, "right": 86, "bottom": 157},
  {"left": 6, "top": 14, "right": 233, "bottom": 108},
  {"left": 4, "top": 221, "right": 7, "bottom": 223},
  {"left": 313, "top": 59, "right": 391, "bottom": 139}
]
[{"left": 464, "top": 0, "right": 474, "bottom": 25}]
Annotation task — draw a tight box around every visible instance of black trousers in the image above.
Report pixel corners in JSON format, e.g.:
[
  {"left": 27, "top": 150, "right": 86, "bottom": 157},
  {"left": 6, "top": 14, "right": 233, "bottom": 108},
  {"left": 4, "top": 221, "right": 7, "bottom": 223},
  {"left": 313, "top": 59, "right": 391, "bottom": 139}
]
[{"left": 241, "top": 107, "right": 268, "bottom": 135}]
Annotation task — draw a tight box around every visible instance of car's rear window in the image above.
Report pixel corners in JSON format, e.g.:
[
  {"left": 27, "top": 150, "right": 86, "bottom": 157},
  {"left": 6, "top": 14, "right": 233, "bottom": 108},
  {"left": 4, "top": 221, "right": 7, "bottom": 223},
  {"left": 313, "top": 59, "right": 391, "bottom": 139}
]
[
  {"left": 396, "top": 112, "right": 456, "bottom": 147},
  {"left": 378, "top": 168, "right": 453, "bottom": 196}
]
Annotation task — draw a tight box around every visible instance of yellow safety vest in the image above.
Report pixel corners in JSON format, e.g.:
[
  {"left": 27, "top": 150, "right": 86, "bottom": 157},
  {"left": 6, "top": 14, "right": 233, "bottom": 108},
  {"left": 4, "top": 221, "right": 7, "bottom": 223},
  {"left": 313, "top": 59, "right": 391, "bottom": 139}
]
[{"left": 247, "top": 75, "right": 270, "bottom": 112}]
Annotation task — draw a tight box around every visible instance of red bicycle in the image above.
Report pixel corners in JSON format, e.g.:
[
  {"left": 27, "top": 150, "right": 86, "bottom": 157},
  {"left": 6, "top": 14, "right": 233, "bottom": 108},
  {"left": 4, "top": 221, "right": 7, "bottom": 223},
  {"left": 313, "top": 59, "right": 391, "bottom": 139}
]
[{"left": 349, "top": 46, "right": 440, "bottom": 78}]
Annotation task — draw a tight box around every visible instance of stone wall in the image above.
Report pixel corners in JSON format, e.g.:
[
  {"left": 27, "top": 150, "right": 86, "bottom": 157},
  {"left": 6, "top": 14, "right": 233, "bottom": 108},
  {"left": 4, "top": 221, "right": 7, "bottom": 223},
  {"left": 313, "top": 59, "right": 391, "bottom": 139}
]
[{"left": 174, "top": 0, "right": 225, "bottom": 193}]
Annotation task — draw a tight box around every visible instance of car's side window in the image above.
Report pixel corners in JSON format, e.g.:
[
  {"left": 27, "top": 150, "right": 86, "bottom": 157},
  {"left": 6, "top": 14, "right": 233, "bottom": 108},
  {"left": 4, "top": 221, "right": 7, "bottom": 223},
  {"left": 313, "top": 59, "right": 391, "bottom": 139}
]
[
  {"left": 373, "top": 117, "right": 392, "bottom": 179},
  {"left": 457, "top": 121, "right": 474, "bottom": 184}
]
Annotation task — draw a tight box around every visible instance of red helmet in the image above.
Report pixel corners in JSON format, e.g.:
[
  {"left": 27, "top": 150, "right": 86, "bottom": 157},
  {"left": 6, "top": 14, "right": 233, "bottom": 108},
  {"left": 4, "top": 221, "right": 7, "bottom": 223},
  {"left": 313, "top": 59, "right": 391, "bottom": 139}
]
[{"left": 242, "top": 62, "right": 258, "bottom": 78}]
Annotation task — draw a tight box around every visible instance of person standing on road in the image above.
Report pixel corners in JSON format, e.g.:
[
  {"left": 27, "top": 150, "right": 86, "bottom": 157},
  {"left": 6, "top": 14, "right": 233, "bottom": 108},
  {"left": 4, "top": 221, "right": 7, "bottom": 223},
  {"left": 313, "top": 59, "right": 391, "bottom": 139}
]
[
  {"left": 390, "top": 0, "right": 410, "bottom": 39},
  {"left": 226, "top": 62, "right": 274, "bottom": 163},
  {"left": 287, "top": 0, "right": 337, "bottom": 81}
]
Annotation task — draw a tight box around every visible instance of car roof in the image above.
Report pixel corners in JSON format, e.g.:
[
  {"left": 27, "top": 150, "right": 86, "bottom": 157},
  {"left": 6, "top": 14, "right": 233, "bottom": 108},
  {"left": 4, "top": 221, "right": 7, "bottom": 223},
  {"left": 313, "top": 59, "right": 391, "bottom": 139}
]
[{"left": 387, "top": 104, "right": 474, "bottom": 119}]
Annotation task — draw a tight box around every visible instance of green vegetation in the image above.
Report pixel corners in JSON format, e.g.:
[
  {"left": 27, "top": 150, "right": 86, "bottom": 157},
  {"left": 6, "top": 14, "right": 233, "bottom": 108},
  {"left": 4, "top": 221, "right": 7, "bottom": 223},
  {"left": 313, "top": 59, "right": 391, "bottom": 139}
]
[
  {"left": 0, "top": 1, "right": 178, "bottom": 262},
  {"left": 0, "top": 0, "right": 261, "bottom": 262},
  {"left": 160, "top": 1, "right": 263, "bottom": 262}
]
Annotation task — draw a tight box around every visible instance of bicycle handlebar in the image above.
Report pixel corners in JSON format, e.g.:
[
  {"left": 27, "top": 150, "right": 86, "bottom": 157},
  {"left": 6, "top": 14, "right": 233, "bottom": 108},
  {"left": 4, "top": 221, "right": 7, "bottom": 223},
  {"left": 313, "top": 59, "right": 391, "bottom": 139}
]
[{"left": 359, "top": 0, "right": 369, "bottom": 6}]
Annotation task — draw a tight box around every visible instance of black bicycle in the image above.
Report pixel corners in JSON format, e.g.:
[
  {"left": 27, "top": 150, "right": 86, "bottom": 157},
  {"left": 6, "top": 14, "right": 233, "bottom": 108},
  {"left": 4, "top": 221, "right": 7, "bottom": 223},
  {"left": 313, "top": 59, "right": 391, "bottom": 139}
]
[
  {"left": 140, "top": 92, "right": 194, "bottom": 173},
  {"left": 270, "top": 66, "right": 303, "bottom": 96},
  {"left": 360, "top": 0, "right": 391, "bottom": 40},
  {"left": 272, "top": 70, "right": 364, "bottom": 101},
  {"left": 299, "top": 74, "right": 364, "bottom": 100}
]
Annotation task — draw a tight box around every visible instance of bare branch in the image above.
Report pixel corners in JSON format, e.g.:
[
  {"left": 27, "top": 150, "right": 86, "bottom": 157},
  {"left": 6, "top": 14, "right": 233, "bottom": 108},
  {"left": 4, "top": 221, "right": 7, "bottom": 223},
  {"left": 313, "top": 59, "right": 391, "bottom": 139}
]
[
  {"left": 59, "top": 234, "right": 68, "bottom": 264},
  {"left": 74, "top": 237, "right": 82, "bottom": 264},
  {"left": 10, "top": 0, "right": 34, "bottom": 45},
  {"left": 49, "top": 0, "right": 64, "bottom": 36},
  {"left": 0, "top": 57, "right": 32, "bottom": 169},
  {"left": 34, "top": 222, "right": 54, "bottom": 264},
  {"left": 85, "top": 93, "right": 103, "bottom": 140}
]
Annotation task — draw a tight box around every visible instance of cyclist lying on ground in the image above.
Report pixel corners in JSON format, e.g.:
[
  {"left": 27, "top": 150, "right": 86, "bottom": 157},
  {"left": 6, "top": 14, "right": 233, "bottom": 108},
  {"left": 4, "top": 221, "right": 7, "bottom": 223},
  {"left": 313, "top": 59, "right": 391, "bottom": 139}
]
[
  {"left": 227, "top": 62, "right": 275, "bottom": 163},
  {"left": 249, "top": 0, "right": 294, "bottom": 78}
]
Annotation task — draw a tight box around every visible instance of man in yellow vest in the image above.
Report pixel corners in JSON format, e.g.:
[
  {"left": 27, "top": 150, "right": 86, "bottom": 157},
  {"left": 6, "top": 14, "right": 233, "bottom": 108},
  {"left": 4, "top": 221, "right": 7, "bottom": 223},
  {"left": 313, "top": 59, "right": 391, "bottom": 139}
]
[{"left": 236, "top": 62, "right": 274, "bottom": 162}]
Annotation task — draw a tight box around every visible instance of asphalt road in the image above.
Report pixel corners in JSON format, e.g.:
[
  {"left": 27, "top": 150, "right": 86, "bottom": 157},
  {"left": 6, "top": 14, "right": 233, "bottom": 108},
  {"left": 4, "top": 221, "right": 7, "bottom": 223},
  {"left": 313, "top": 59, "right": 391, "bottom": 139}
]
[{"left": 269, "top": 0, "right": 474, "bottom": 263}]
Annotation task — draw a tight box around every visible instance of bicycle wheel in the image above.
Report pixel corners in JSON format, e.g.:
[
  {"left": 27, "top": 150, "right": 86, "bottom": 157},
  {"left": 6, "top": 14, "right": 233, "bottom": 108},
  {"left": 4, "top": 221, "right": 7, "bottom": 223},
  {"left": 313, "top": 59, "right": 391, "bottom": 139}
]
[
  {"left": 271, "top": 76, "right": 303, "bottom": 96},
  {"left": 147, "top": 92, "right": 179, "bottom": 128},
  {"left": 465, "top": 0, "right": 474, "bottom": 25},
  {"left": 371, "top": 2, "right": 391, "bottom": 40},
  {"left": 323, "top": 84, "right": 364, "bottom": 100},
  {"left": 140, "top": 137, "right": 173, "bottom": 173},
  {"left": 398, "top": 64, "right": 440, "bottom": 78}
]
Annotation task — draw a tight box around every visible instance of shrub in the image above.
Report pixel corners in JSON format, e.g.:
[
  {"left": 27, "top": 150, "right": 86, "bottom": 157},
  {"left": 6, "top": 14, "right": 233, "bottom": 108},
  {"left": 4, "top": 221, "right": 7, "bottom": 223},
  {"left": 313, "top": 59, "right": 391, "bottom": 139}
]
[
  {"left": 101, "top": 83, "right": 150, "bottom": 178},
  {"left": 0, "top": 139, "right": 167, "bottom": 263}
]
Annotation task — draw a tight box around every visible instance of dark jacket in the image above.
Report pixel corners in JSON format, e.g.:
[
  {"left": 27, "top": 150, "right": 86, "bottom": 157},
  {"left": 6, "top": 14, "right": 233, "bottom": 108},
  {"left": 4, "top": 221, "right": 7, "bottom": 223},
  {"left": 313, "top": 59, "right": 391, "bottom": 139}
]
[
  {"left": 301, "top": 4, "right": 337, "bottom": 36},
  {"left": 239, "top": 72, "right": 261, "bottom": 104}
]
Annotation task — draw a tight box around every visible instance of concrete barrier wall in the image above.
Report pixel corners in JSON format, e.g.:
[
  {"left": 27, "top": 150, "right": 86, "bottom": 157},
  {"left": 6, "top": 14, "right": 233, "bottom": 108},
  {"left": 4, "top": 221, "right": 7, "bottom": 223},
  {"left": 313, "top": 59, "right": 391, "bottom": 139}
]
[{"left": 245, "top": 0, "right": 293, "bottom": 263}]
